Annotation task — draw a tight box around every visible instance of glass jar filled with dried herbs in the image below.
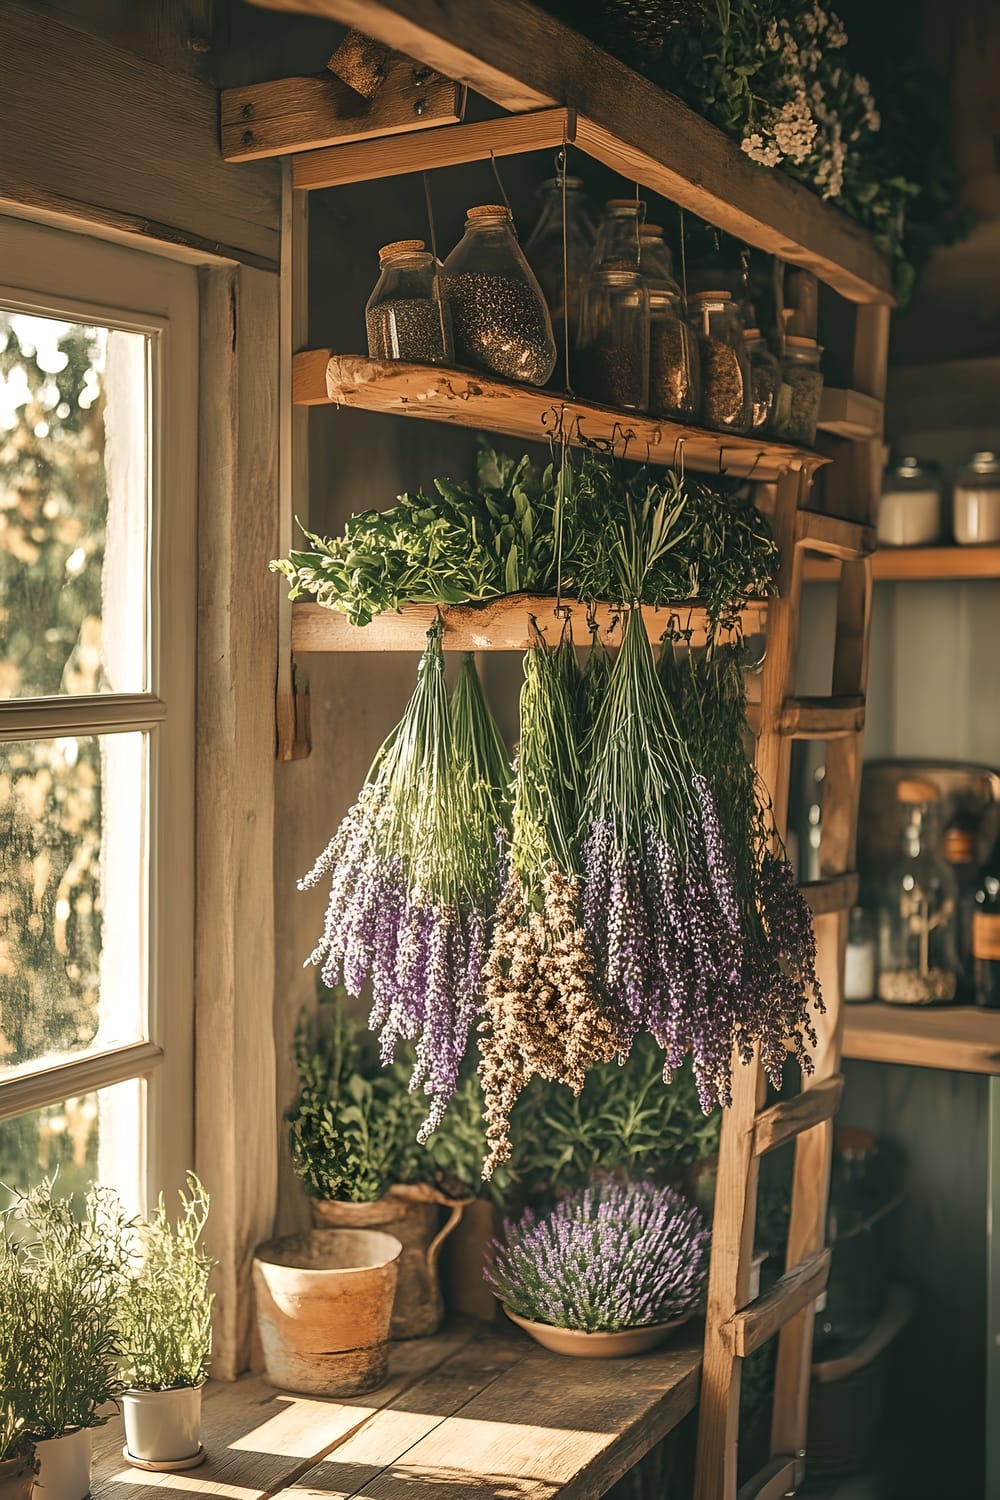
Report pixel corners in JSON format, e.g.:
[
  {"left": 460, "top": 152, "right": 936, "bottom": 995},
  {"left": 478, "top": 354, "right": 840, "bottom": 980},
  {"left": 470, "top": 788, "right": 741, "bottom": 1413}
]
[
  {"left": 576, "top": 263, "right": 650, "bottom": 411},
  {"left": 773, "top": 336, "right": 824, "bottom": 446},
  {"left": 443, "top": 205, "right": 557, "bottom": 385},
  {"left": 365, "top": 239, "right": 454, "bottom": 364},
  {"left": 743, "top": 328, "right": 780, "bottom": 434},
  {"left": 524, "top": 174, "right": 596, "bottom": 378},
  {"left": 688, "top": 291, "right": 751, "bottom": 434},
  {"left": 639, "top": 224, "right": 699, "bottom": 422}
]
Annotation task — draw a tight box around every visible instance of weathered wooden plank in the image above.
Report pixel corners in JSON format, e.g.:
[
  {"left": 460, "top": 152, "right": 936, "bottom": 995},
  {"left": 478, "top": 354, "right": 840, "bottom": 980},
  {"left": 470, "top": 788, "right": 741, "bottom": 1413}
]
[
  {"left": 752, "top": 1076, "right": 845, "bottom": 1157},
  {"left": 290, "top": 598, "right": 767, "bottom": 654},
  {"left": 795, "top": 511, "right": 876, "bottom": 560},
  {"left": 725, "top": 1248, "right": 832, "bottom": 1359},
  {"left": 292, "top": 108, "right": 573, "bottom": 190},
  {"left": 799, "top": 873, "right": 859, "bottom": 917},
  {"left": 842, "top": 1003, "right": 1000, "bottom": 1076},
  {"left": 816, "top": 387, "right": 884, "bottom": 441},
  {"left": 0, "top": 2, "right": 279, "bottom": 269},
  {"left": 805, "top": 545, "right": 1000, "bottom": 583},
  {"left": 293, "top": 353, "right": 823, "bottom": 482},
  {"left": 244, "top": 0, "right": 892, "bottom": 303},
  {"left": 737, "top": 1456, "right": 804, "bottom": 1500},
  {"left": 777, "top": 694, "right": 865, "bottom": 738}
]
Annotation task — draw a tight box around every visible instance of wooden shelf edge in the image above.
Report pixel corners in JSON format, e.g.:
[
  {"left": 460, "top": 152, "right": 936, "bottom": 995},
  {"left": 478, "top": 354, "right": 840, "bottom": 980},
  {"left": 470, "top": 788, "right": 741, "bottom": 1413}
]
[
  {"left": 816, "top": 387, "right": 884, "bottom": 441},
  {"left": 291, "top": 595, "right": 768, "bottom": 652},
  {"left": 804, "top": 544, "right": 1000, "bottom": 582},
  {"left": 842, "top": 1003, "right": 1000, "bottom": 1076},
  {"left": 293, "top": 353, "right": 826, "bottom": 482}
]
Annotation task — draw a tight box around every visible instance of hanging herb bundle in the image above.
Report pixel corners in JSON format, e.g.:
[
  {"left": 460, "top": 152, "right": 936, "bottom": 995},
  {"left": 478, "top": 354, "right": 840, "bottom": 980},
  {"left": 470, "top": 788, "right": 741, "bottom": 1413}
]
[
  {"left": 659, "top": 636, "right": 821, "bottom": 1083},
  {"left": 580, "top": 485, "right": 752, "bottom": 1111},
  {"left": 478, "top": 628, "right": 625, "bottom": 1179},
  {"left": 299, "top": 627, "right": 508, "bottom": 1137}
]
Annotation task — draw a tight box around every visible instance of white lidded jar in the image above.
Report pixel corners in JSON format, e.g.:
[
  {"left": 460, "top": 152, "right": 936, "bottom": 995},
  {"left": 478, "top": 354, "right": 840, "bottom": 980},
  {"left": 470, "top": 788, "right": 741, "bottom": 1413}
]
[
  {"left": 953, "top": 451, "right": 1000, "bottom": 546},
  {"left": 876, "top": 457, "right": 943, "bottom": 548}
]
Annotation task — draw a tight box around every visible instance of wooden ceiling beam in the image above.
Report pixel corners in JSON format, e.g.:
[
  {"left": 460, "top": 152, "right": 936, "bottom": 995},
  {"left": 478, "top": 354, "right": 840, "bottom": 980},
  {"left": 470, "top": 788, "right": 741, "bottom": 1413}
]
[{"left": 242, "top": 0, "right": 893, "bottom": 304}]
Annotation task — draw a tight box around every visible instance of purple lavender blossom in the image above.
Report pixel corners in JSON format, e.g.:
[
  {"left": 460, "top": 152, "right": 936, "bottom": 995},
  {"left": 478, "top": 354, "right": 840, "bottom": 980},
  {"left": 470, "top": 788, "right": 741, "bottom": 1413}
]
[{"left": 485, "top": 1179, "right": 709, "bottom": 1333}]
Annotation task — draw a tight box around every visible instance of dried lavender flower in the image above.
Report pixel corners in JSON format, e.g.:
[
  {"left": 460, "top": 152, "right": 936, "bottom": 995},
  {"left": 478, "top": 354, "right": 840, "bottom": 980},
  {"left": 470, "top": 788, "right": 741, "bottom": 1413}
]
[{"left": 486, "top": 1179, "right": 709, "bottom": 1332}]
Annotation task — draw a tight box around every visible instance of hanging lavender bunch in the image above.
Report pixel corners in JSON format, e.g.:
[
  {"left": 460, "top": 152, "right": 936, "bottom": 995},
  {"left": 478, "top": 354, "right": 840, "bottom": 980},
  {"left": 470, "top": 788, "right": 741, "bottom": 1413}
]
[
  {"left": 478, "top": 629, "right": 625, "bottom": 1179},
  {"left": 485, "top": 1179, "right": 709, "bottom": 1333},
  {"left": 659, "top": 637, "right": 822, "bottom": 1084},
  {"left": 299, "top": 628, "right": 507, "bottom": 1137}
]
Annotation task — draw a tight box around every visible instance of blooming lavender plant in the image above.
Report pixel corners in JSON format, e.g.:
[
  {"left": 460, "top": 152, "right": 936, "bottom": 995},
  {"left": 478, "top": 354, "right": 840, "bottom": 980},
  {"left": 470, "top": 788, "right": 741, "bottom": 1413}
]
[
  {"left": 486, "top": 1180, "right": 709, "bottom": 1333},
  {"left": 299, "top": 630, "right": 508, "bottom": 1137}
]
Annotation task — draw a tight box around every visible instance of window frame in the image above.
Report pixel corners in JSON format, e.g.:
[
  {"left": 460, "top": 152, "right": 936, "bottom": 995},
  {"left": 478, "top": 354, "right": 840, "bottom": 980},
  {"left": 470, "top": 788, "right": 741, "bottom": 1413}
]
[{"left": 0, "top": 215, "right": 197, "bottom": 1208}]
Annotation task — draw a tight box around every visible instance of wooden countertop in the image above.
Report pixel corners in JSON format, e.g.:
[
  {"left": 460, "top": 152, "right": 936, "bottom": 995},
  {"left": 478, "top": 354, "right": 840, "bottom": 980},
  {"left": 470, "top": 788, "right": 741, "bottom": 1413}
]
[
  {"left": 842, "top": 1002, "right": 1000, "bottom": 1076},
  {"left": 91, "top": 1320, "right": 702, "bottom": 1499}
]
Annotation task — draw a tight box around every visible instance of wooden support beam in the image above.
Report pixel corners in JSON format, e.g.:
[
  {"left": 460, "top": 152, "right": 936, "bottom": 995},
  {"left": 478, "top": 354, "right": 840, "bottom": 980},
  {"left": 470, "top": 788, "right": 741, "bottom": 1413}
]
[
  {"left": 795, "top": 510, "right": 876, "bottom": 560},
  {"left": 778, "top": 694, "right": 865, "bottom": 738},
  {"left": 800, "top": 872, "right": 859, "bottom": 917},
  {"left": 243, "top": 0, "right": 893, "bottom": 303},
  {"left": 816, "top": 387, "right": 884, "bottom": 441},
  {"left": 753, "top": 1076, "right": 845, "bottom": 1157},
  {"left": 725, "top": 1248, "right": 832, "bottom": 1358},
  {"left": 292, "top": 107, "right": 573, "bottom": 191},
  {"left": 222, "top": 53, "right": 463, "bottom": 162}
]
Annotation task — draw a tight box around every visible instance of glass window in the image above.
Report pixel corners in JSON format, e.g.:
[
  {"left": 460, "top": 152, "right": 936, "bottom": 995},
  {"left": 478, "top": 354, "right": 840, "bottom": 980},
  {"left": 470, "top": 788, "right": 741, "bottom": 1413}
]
[
  {"left": 0, "top": 1078, "right": 143, "bottom": 1211},
  {"left": 0, "top": 312, "right": 148, "bottom": 699}
]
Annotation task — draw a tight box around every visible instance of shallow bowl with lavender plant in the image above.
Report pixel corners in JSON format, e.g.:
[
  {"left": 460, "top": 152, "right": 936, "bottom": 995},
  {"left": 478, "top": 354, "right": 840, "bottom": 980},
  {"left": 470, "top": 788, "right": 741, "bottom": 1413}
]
[{"left": 485, "top": 1179, "right": 709, "bottom": 1359}]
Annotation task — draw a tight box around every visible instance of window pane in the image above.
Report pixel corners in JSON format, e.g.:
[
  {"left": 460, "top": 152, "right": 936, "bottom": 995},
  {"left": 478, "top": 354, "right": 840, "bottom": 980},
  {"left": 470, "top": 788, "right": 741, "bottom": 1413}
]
[
  {"left": 0, "top": 734, "right": 146, "bottom": 1075},
  {"left": 0, "top": 1077, "right": 144, "bottom": 1212},
  {"left": 0, "top": 311, "right": 148, "bottom": 698}
]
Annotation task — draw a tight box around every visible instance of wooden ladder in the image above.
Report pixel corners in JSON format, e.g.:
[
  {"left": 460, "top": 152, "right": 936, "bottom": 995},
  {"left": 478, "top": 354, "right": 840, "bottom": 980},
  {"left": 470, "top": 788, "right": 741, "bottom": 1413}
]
[{"left": 694, "top": 306, "right": 889, "bottom": 1500}]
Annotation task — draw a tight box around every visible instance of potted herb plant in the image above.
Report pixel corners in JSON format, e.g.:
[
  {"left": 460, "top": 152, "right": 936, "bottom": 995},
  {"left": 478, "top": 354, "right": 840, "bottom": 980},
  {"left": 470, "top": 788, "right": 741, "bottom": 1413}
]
[
  {"left": 288, "top": 996, "right": 470, "bottom": 1339},
  {"left": 486, "top": 1179, "right": 710, "bottom": 1358},
  {"left": 117, "top": 1175, "right": 215, "bottom": 1471},
  {"left": 0, "top": 1242, "right": 35, "bottom": 1500},
  {"left": 3, "top": 1180, "right": 131, "bottom": 1500}
]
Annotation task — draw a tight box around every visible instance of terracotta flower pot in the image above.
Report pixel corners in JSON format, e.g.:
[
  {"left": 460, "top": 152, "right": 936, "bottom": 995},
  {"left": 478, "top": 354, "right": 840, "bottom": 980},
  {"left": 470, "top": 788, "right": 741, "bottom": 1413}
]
[
  {"left": 0, "top": 1449, "right": 35, "bottom": 1500},
  {"left": 121, "top": 1385, "right": 203, "bottom": 1466},
  {"left": 253, "top": 1228, "right": 401, "bottom": 1396},
  {"left": 32, "top": 1428, "right": 91, "bottom": 1500},
  {"left": 503, "top": 1305, "right": 693, "bottom": 1358},
  {"left": 441, "top": 1197, "right": 499, "bottom": 1323},
  {"left": 311, "top": 1184, "right": 468, "bottom": 1339}
]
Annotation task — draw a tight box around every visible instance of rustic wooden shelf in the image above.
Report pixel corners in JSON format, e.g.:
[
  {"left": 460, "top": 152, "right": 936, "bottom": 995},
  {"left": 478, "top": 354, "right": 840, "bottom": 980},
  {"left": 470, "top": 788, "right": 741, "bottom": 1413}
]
[
  {"left": 815, "top": 387, "right": 883, "bottom": 441},
  {"left": 293, "top": 353, "right": 826, "bottom": 482},
  {"left": 291, "top": 595, "right": 768, "bottom": 653},
  {"left": 803, "top": 545, "right": 1000, "bottom": 582},
  {"left": 842, "top": 1002, "right": 1000, "bottom": 1076},
  {"left": 91, "top": 1321, "right": 703, "bottom": 1500}
]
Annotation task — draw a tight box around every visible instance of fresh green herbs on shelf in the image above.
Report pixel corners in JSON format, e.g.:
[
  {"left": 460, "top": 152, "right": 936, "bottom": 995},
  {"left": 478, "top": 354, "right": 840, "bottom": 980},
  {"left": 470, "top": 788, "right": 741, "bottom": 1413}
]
[{"left": 271, "top": 445, "right": 778, "bottom": 628}]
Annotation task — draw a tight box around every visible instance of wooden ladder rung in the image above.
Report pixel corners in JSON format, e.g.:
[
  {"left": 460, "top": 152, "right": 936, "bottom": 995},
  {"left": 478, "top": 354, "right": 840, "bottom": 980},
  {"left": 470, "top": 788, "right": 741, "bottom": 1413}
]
[
  {"left": 778, "top": 694, "right": 865, "bottom": 738},
  {"left": 795, "top": 510, "right": 876, "bottom": 560},
  {"left": 753, "top": 1075, "right": 845, "bottom": 1156},
  {"left": 800, "top": 872, "right": 859, "bottom": 916},
  {"left": 737, "top": 1456, "right": 804, "bottom": 1500},
  {"left": 724, "top": 1248, "right": 832, "bottom": 1358}
]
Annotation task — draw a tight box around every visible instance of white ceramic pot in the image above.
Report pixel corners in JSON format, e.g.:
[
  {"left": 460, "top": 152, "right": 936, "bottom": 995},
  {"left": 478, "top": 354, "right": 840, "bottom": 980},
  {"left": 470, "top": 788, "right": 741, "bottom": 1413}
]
[
  {"left": 32, "top": 1428, "right": 91, "bottom": 1500},
  {"left": 121, "top": 1385, "right": 203, "bottom": 1465}
]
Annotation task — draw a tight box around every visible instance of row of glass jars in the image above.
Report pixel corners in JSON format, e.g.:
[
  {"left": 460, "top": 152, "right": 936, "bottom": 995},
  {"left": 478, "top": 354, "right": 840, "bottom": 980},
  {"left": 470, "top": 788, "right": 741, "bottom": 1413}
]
[{"left": 364, "top": 193, "right": 824, "bottom": 444}]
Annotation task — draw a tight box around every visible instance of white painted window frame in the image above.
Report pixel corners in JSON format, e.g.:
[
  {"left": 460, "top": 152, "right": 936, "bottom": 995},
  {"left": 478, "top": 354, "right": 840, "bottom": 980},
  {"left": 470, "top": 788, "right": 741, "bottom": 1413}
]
[{"left": 0, "top": 215, "right": 197, "bottom": 1208}]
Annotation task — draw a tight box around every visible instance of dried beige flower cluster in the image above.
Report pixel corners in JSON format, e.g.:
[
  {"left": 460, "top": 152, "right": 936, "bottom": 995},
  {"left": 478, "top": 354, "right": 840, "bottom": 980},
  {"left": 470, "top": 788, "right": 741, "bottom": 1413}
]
[{"left": 478, "top": 868, "right": 625, "bottom": 1178}]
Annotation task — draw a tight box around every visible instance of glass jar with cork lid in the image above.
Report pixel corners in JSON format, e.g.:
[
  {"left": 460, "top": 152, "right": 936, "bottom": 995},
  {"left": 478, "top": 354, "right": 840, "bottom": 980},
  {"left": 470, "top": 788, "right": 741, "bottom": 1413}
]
[
  {"left": 743, "top": 328, "right": 781, "bottom": 434},
  {"left": 365, "top": 239, "right": 453, "bottom": 364},
  {"left": 576, "top": 262, "right": 650, "bottom": 411},
  {"left": 442, "top": 205, "right": 556, "bottom": 385},
  {"left": 688, "top": 291, "right": 751, "bottom": 434},
  {"left": 877, "top": 779, "right": 960, "bottom": 1005},
  {"left": 773, "top": 335, "right": 824, "bottom": 445},
  {"left": 638, "top": 223, "right": 699, "bottom": 422}
]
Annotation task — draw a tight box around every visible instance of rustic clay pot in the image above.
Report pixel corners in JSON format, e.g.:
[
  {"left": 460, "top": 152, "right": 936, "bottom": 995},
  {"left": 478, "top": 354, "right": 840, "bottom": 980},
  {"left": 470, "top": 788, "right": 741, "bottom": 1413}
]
[
  {"left": 0, "top": 1449, "right": 35, "bottom": 1500},
  {"left": 503, "top": 1305, "right": 693, "bottom": 1358},
  {"left": 253, "top": 1228, "right": 401, "bottom": 1396},
  {"left": 441, "top": 1196, "right": 499, "bottom": 1323},
  {"left": 312, "top": 1185, "right": 468, "bottom": 1339},
  {"left": 32, "top": 1428, "right": 91, "bottom": 1500},
  {"left": 121, "top": 1385, "right": 203, "bottom": 1465}
]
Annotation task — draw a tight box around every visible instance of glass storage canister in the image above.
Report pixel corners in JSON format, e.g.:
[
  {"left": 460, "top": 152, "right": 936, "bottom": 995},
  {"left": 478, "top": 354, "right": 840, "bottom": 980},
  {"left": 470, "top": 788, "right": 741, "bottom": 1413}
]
[
  {"left": 365, "top": 239, "right": 454, "bottom": 365},
  {"left": 844, "top": 905, "right": 877, "bottom": 1002},
  {"left": 442, "top": 205, "right": 557, "bottom": 385},
  {"left": 876, "top": 458, "right": 943, "bottom": 548},
  {"left": 773, "top": 335, "right": 823, "bottom": 446},
  {"left": 576, "top": 262, "right": 650, "bottom": 412},
  {"left": 639, "top": 223, "right": 699, "bottom": 421},
  {"left": 689, "top": 291, "right": 751, "bottom": 434},
  {"left": 523, "top": 174, "right": 596, "bottom": 376},
  {"left": 743, "top": 328, "right": 780, "bottom": 435},
  {"left": 953, "top": 450, "right": 1000, "bottom": 546},
  {"left": 592, "top": 198, "right": 645, "bottom": 271},
  {"left": 877, "top": 779, "right": 960, "bottom": 1005}
]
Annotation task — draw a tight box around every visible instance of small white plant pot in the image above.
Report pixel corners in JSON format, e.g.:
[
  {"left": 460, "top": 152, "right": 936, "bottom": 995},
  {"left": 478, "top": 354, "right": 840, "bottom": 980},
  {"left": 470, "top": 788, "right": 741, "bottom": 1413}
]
[
  {"left": 32, "top": 1428, "right": 91, "bottom": 1500},
  {"left": 121, "top": 1385, "right": 203, "bottom": 1466}
]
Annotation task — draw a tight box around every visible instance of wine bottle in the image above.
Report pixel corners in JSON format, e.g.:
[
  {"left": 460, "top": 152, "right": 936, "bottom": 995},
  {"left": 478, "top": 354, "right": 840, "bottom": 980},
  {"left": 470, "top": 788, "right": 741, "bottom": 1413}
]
[{"left": 973, "top": 829, "right": 1000, "bottom": 1010}]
